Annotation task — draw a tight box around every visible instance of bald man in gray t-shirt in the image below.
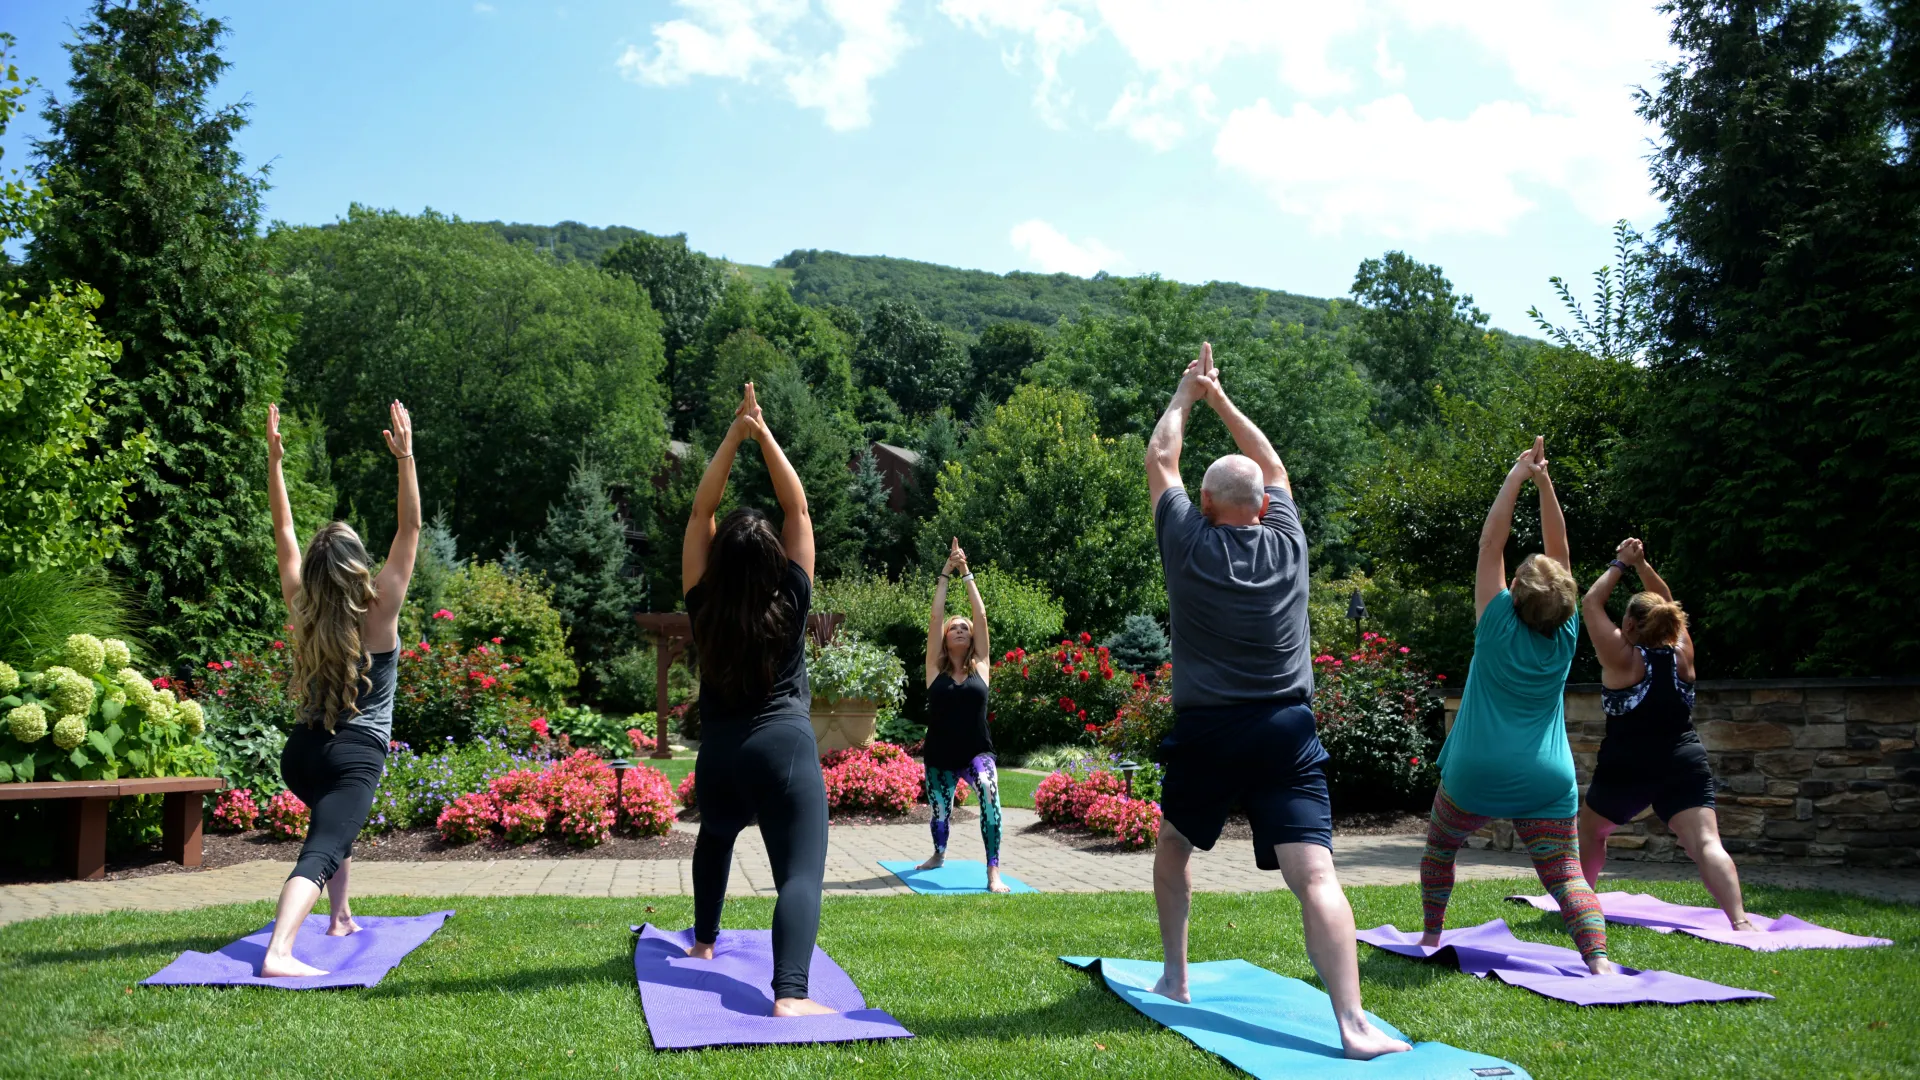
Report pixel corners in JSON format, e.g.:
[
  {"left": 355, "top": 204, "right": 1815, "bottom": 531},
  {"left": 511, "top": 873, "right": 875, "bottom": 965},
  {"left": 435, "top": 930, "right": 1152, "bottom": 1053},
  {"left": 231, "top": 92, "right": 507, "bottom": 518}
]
[{"left": 1140, "top": 343, "right": 1409, "bottom": 1062}]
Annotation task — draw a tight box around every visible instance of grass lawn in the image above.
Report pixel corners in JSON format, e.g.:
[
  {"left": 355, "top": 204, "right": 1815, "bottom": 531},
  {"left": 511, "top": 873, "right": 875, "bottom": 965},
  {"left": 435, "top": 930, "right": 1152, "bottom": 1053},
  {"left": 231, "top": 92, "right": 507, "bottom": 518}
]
[{"left": 3, "top": 878, "right": 1912, "bottom": 1079}]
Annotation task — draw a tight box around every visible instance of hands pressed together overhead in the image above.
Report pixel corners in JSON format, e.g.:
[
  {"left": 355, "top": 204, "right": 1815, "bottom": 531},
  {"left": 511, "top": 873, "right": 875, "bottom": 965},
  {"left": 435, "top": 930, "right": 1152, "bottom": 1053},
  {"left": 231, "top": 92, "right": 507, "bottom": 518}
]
[
  {"left": 731, "top": 382, "right": 768, "bottom": 441},
  {"left": 1509, "top": 435, "right": 1551, "bottom": 486},
  {"left": 944, "top": 536, "right": 969, "bottom": 577},
  {"left": 1175, "top": 341, "right": 1226, "bottom": 409}
]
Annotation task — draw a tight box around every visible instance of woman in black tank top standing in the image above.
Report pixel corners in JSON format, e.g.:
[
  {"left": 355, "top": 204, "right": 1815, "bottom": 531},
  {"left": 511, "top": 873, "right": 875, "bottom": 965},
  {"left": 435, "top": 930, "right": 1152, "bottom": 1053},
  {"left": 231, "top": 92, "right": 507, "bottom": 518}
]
[
  {"left": 1578, "top": 538, "right": 1753, "bottom": 931},
  {"left": 260, "top": 401, "right": 421, "bottom": 978},
  {"left": 680, "top": 384, "right": 835, "bottom": 1017},
  {"left": 918, "top": 539, "right": 1010, "bottom": 892}
]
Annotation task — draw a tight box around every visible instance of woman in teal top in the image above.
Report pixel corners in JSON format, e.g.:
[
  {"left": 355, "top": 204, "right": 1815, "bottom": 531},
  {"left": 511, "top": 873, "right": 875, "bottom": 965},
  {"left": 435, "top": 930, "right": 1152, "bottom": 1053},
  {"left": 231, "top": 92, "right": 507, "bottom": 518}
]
[{"left": 1418, "top": 437, "right": 1614, "bottom": 974}]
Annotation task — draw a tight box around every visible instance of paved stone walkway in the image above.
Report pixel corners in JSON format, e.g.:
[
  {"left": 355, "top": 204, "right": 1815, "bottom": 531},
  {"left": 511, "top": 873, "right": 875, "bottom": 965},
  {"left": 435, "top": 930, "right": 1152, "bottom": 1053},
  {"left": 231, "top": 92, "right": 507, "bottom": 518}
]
[{"left": 4, "top": 806, "right": 1916, "bottom": 926}]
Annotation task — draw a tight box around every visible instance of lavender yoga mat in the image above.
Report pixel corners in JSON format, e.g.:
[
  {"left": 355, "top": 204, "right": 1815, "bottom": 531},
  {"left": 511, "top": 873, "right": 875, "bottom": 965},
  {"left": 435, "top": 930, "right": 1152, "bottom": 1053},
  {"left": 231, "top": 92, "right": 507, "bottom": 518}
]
[
  {"left": 142, "top": 911, "right": 453, "bottom": 990},
  {"left": 631, "top": 923, "right": 914, "bottom": 1050},
  {"left": 1507, "top": 892, "right": 1893, "bottom": 951},
  {"left": 1357, "top": 920, "right": 1772, "bottom": 1007}
]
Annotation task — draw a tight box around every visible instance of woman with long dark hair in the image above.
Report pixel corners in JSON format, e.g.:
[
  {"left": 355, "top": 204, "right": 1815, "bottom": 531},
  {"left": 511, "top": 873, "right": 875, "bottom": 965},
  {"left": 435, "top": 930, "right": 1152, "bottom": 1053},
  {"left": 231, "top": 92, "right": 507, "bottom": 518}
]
[
  {"left": 681, "top": 384, "right": 833, "bottom": 1017},
  {"left": 1579, "top": 538, "right": 1753, "bottom": 930},
  {"left": 259, "top": 401, "right": 419, "bottom": 978},
  {"left": 918, "top": 537, "right": 1010, "bottom": 892}
]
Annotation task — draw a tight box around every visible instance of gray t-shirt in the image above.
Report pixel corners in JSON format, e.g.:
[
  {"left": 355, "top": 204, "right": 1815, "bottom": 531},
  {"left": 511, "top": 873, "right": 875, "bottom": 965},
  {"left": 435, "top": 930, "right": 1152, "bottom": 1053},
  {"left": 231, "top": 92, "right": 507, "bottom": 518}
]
[
  {"left": 303, "top": 648, "right": 398, "bottom": 745},
  {"left": 1156, "top": 485, "right": 1314, "bottom": 710}
]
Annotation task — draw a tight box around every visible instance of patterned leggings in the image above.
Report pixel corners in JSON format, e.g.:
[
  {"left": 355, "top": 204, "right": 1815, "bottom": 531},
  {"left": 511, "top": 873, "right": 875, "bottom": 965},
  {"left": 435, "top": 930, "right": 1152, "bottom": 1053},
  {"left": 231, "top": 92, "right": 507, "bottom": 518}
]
[
  {"left": 1422, "top": 786, "right": 1609, "bottom": 962},
  {"left": 927, "top": 754, "right": 1003, "bottom": 866}
]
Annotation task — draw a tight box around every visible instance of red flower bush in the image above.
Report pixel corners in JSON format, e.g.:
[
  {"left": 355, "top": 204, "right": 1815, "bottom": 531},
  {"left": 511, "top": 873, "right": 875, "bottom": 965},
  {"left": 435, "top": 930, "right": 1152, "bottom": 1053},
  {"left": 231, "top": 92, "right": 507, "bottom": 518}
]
[
  {"left": 1311, "top": 632, "right": 1444, "bottom": 811},
  {"left": 1065, "top": 770, "right": 1126, "bottom": 821},
  {"left": 627, "top": 727, "right": 656, "bottom": 755},
  {"left": 821, "top": 742, "right": 923, "bottom": 814},
  {"left": 1084, "top": 794, "right": 1161, "bottom": 850},
  {"left": 263, "top": 790, "right": 310, "bottom": 840},
  {"left": 1034, "top": 771, "right": 1078, "bottom": 824},
  {"left": 987, "top": 637, "right": 1131, "bottom": 757},
  {"left": 617, "top": 766, "right": 678, "bottom": 838},
  {"left": 210, "top": 788, "right": 259, "bottom": 833},
  {"left": 488, "top": 769, "right": 545, "bottom": 806},
  {"left": 438, "top": 792, "right": 499, "bottom": 844},
  {"left": 498, "top": 799, "right": 547, "bottom": 844},
  {"left": 676, "top": 770, "right": 698, "bottom": 809}
]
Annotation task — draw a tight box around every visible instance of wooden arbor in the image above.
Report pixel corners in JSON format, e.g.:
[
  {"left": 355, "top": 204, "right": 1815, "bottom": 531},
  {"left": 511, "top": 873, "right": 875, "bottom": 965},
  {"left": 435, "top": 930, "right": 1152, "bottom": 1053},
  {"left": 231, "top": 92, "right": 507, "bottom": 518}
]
[{"left": 633, "top": 611, "right": 845, "bottom": 758}]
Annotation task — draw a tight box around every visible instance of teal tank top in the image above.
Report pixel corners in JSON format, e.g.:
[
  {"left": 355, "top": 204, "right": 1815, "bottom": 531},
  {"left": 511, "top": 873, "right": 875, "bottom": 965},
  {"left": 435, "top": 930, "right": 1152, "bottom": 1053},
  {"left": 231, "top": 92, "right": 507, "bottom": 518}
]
[{"left": 1436, "top": 589, "right": 1579, "bottom": 819}]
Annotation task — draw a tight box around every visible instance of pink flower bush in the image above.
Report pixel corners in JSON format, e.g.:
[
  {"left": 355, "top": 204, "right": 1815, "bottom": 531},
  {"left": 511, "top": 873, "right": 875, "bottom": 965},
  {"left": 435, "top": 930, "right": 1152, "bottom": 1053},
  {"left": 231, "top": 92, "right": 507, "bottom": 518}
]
[
  {"left": 1033, "top": 771, "right": 1078, "bottom": 825},
  {"left": 488, "top": 769, "right": 545, "bottom": 806},
  {"left": 498, "top": 799, "right": 547, "bottom": 845},
  {"left": 1064, "top": 770, "right": 1126, "bottom": 822},
  {"left": 821, "top": 742, "right": 923, "bottom": 814},
  {"left": 627, "top": 727, "right": 656, "bottom": 755},
  {"left": 617, "top": 766, "right": 678, "bottom": 838},
  {"left": 1084, "top": 794, "right": 1161, "bottom": 850},
  {"left": 437, "top": 792, "right": 498, "bottom": 844},
  {"left": 263, "top": 791, "right": 310, "bottom": 840},
  {"left": 210, "top": 788, "right": 259, "bottom": 833},
  {"left": 676, "top": 770, "right": 698, "bottom": 809}
]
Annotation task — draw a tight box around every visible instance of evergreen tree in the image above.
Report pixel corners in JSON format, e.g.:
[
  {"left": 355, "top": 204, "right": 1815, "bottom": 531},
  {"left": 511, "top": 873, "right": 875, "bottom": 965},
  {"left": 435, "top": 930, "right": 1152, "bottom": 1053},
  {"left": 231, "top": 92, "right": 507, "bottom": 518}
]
[
  {"left": 1103, "top": 614, "right": 1170, "bottom": 674},
  {"left": 29, "top": 0, "right": 289, "bottom": 658},
  {"left": 1629, "top": 0, "right": 1919, "bottom": 675},
  {"left": 533, "top": 458, "right": 645, "bottom": 675},
  {"left": 848, "top": 445, "right": 907, "bottom": 573}
]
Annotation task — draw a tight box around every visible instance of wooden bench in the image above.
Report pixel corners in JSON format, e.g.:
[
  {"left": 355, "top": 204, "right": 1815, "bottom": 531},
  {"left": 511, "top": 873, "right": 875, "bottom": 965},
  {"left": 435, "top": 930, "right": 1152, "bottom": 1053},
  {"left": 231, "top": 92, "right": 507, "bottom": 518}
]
[{"left": 0, "top": 777, "right": 226, "bottom": 880}]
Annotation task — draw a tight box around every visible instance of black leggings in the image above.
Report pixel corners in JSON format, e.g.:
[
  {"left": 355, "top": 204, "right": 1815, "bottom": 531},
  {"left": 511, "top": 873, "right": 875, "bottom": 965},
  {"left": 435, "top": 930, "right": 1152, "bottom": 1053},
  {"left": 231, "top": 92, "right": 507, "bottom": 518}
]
[
  {"left": 692, "top": 714, "right": 829, "bottom": 1001},
  {"left": 280, "top": 723, "right": 387, "bottom": 888}
]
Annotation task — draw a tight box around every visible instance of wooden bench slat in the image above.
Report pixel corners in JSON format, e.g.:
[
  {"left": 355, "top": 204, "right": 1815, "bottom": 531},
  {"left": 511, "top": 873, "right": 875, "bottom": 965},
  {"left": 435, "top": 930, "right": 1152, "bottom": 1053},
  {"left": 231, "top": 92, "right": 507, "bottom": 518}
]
[
  {"left": 117, "top": 777, "right": 225, "bottom": 795},
  {"left": 0, "top": 781, "right": 123, "bottom": 800}
]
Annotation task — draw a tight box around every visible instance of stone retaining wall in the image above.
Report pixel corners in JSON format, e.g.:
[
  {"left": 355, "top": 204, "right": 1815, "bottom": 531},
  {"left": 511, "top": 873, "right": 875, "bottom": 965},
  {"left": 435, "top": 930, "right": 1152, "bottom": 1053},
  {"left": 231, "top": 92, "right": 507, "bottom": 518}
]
[{"left": 1441, "top": 680, "right": 1920, "bottom": 868}]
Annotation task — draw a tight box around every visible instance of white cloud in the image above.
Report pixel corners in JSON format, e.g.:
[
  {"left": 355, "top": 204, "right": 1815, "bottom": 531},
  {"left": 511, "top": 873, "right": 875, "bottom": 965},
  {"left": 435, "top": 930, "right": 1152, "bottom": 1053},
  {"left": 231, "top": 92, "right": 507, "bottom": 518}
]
[
  {"left": 1009, "top": 219, "right": 1122, "bottom": 276},
  {"left": 617, "top": 0, "right": 908, "bottom": 130},
  {"left": 940, "top": 0, "right": 1093, "bottom": 127},
  {"left": 473, "top": 2, "right": 495, "bottom": 12}
]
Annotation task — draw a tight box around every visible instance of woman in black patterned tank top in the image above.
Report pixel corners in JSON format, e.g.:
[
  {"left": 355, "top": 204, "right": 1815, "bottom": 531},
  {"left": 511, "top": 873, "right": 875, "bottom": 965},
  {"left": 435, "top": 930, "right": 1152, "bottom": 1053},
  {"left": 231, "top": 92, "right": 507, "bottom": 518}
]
[{"left": 1578, "top": 538, "right": 1754, "bottom": 932}]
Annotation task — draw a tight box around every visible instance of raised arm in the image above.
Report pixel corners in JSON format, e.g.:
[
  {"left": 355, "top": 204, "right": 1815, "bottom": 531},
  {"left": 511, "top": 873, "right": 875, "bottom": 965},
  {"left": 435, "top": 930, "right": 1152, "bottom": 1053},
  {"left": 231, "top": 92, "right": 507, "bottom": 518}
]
[
  {"left": 682, "top": 401, "right": 748, "bottom": 595},
  {"left": 1582, "top": 545, "right": 1638, "bottom": 676},
  {"left": 743, "top": 384, "right": 815, "bottom": 581},
  {"left": 1623, "top": 538, "right": 1692, "bottom": 677},
  {"left": 1476, "top": 437, "right": 1543, "bottom": 619},
  {"left": 1532, "top": 444, "right": 1569, "bottom": 569},
  {"left": 368, "top": 401, "right": 420, "bottom": 647},
  {"left": 266, "top": 405, "right": 302, "bottom": 610},
  {"left": 959, "top": 545, "right": 987, "bottom": 669},
  {"left": 1199, "top": 345, "right": 1290, "bottom": 496},
  {"left": 927, "top": 540, "right": 958, "bottom": 686},
  {"left": 1146, "top": 345, "right": 1211, "bottom": 517}
]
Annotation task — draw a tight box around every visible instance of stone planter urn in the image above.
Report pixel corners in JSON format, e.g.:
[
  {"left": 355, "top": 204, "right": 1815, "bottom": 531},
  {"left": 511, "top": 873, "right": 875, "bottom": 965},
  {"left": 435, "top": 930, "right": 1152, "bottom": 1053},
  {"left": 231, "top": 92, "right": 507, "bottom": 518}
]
[{"left": 811, "top": 697, "right": 879, "bottom": 755}]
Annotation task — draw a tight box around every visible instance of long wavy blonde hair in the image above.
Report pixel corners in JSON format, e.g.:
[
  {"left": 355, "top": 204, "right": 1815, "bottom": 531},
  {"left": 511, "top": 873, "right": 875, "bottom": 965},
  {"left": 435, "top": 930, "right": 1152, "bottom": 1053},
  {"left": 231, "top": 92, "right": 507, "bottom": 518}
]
[
  {"left": 292, "top": 522, "right": 378, "bottom": 732},
  {"left": 939, "top": 615, "right": 980, "bottom": 680}
]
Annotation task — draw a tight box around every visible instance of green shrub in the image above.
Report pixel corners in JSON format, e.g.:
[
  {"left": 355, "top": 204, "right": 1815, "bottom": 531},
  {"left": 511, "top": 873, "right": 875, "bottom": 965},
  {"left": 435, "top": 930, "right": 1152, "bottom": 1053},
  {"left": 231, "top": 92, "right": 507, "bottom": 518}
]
[
  {"left": 1309, "top": 570, "right": 1475, "bottom": 686},
  {"left": 189, "top": 647, "right": 293, "bottom": 796},
  {"left": 0, "top": 570, "right": 145, "bottom": 670},
  {"left": 986, "top": 634, "right": 1131, "bottom": 759},
  {"left": 547, "top": 704, "right": 648, "bottom": 757},
  {"left": 441, "top": 562, "right": 578, "bottom": 706},
  {"left": 593, "top": 648, "right": 655, "bottom": 715},
  {"left": 1019, "top": 743, "right": 1099, "bottom": 770},
  {"left": 806, "top": 632, "right": 907, "bottom": 708},
  {"left": 1102, "top": 614, "right": 1169, "bottom": 674},
  {"left": 1311, "top": 632, "right": 1444, "bottom": 811},
  {"left": 366, "top": 736, "right": 539, "bottom": 833}
]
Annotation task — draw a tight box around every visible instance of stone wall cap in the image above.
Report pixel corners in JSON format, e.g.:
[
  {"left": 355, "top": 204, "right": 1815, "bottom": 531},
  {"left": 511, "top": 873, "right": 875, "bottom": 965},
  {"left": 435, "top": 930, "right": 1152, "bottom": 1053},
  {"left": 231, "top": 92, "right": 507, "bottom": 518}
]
[{"left": 1442, "top": 676, "right": 1920, "bottom": 701}]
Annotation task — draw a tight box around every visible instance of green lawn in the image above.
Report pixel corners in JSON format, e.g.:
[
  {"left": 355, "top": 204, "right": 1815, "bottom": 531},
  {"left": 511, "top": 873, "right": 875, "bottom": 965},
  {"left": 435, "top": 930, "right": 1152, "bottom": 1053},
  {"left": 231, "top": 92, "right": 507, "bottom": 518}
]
[{"left": 3, "top": 879, "right": 1912, "bottom": 1078}]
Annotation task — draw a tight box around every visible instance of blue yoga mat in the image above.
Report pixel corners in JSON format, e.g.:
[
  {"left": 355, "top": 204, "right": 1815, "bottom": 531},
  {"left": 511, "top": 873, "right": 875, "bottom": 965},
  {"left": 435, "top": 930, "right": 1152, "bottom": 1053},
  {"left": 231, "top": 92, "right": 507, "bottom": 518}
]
[
  {"left": 1062, "top": 955, "right": 1531, "bottom": 1080},
  {"left": 878, "top": 859, "right": 1036, "bottom": 894}
]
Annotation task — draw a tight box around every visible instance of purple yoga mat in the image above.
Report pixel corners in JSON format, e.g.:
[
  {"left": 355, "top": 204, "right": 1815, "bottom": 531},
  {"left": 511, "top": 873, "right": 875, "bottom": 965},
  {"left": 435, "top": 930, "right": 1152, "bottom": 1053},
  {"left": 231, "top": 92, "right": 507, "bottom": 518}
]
[
  {"left": 1507, "top": 892, "right": 1893, "bottom": 951},
  {"left": 142, "top": 911, "right": 453, "bottom": 990},
  {"left": 1357, "top": 919, "right": 1773, "bottom": 1006},
  {"left": 631, "top": 923, "right": 914, "bottom": 1050}
]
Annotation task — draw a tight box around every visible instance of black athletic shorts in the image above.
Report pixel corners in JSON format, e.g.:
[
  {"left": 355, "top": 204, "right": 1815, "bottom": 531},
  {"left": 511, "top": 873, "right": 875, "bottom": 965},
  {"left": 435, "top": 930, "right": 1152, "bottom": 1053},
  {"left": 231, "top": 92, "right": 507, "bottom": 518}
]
[
  {"left": 1585, "top": 738, "right": 1717, "bottom": 827},
  {"left": 1158, "top": 698, "right": 1332, "bottom": 869}
]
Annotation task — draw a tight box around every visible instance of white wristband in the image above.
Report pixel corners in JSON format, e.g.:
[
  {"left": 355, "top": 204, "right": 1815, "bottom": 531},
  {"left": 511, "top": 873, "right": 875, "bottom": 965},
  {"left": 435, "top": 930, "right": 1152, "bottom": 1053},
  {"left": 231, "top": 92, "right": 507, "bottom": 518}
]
[{"left": 961, "top": 572, "right": 975, "bottom": 582}]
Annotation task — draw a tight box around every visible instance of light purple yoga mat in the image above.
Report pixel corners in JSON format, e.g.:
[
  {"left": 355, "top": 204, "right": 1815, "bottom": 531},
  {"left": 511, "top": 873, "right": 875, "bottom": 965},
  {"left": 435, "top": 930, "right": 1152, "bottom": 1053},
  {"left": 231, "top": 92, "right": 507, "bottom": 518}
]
[
  {"left": 631, "top": 923, "right": 914, "bottom": 1050},
  {"left": 1507, "top": 892, "right": 1893, "bottom": 951},
  {"left": 1357, "top": 919, "right": 1773, "bottom": 1006},
  {"left": 142, "top": 911, "right": 453, "bottom": 989}
]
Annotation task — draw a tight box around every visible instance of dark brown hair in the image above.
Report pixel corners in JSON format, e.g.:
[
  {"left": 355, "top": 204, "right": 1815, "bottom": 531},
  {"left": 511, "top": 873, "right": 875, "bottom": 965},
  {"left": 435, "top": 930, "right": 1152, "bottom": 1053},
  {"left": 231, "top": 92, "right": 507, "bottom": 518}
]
[{"left": 692, "top": 509, "right": 794, "bottom": 706}]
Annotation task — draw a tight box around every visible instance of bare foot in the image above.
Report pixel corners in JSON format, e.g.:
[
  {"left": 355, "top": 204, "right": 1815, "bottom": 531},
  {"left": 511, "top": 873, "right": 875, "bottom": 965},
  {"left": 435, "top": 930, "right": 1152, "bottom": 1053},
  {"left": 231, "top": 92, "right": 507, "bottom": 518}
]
[
  {"left": 916, "top": 853, "right": 946, "bottom": 871},
  {"left": 1586, "top": 956, "right": 1621, "bottom": 976},
  {"left": 1417, "top": 931, "right": 1443, "bottom": 949},
  {"left": 259, "top": 953, "right": 329, "bottom": 979},
  {"left": 685, "top": 941, "right": 715, "bottom": 961},
  {"left": 326, "top": 916, "right": 363, "bottom": 937},
  {"left": 1338, "top": 1016, "right": 1413, "bottom": 1060},
  {"left": 772, "top": 997, "right": 838, "bottom": 1017},
  {"left": 1149, "top": 973, "right": 1190, "bottom": 1003},
  {"left": 1730, "top": 917, "right": 1757, "bottom": 933},
  {"left": 986, "top": 868, "right": 1012, "bottom": 894}
]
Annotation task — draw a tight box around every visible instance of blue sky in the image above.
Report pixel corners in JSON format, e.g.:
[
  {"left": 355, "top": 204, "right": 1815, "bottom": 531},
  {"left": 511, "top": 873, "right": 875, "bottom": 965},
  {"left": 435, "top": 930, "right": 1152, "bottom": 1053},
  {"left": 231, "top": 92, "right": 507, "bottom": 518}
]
[{"left": 2, "top": 1, "right": 1679, "bottom": 332}]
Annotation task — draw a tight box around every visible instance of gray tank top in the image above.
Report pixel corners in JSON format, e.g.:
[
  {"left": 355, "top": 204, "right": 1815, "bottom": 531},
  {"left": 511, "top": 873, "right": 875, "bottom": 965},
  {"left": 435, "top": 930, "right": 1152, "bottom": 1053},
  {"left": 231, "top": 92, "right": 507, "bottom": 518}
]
[{"left": 305, "top": 648, "right": 398, "bottom": 745}]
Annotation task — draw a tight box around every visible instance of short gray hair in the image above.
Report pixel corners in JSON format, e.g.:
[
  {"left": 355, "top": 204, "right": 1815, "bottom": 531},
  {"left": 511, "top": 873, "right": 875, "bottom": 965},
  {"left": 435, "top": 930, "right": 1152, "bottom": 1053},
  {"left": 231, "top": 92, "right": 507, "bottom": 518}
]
[{"left": 1201, "top": 455, "right": 1264, "bottom": 511}]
